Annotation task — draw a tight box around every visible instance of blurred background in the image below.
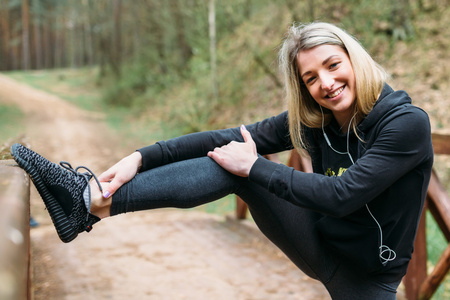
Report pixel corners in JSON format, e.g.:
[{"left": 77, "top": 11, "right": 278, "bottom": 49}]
[{"left": 1, "top": 0, "right": 448, "bottom": 136}]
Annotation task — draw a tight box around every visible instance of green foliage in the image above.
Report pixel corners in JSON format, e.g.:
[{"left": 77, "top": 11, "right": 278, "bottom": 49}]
[
  {"left": 191, "top": 194, "right": 237, "bottom": 215},
  {"left": 0, "top": 104, "right": 24, "bottom": 142},
  {"left": 426, "top": 211, "right": 450, "bottom": 299},
  {"left": 99, "top": 0, "right": 428, "bottom": 133}
]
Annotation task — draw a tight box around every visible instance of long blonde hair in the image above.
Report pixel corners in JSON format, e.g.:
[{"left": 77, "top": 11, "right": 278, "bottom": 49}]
[{"left": 278, "top": 22, "right": 388, "bottom": 151}]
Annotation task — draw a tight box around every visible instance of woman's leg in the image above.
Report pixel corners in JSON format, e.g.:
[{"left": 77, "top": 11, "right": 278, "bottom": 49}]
[
  {"left": 324, "top": 264, "right": 401, "bottom": 300},
  {"left": 110, "top": 156, "right": 243, "bottom": 214},
  {"left": 110, "top": 156, "right": 338, "bottom": 283},
  {"left": 12, "top": 142, "right": 397, "bottom": 298},
  {"left": 109, "top": 156, "right": 400, "bottom": 299}
]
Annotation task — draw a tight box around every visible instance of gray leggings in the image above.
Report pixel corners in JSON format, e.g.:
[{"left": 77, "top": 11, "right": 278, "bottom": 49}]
[{"left": 111, "top": 156, "right": 400, "bottom": 299}]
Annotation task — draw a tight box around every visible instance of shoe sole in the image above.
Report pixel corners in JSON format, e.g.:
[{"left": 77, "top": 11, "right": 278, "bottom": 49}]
[{"left": 11, "top": 144, "right": 78, "bottom": 243}]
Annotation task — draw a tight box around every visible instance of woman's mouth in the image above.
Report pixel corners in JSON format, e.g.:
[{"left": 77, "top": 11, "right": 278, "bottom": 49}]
[{"left": 326, "top": 86, "right": 344, "bottom": 99}]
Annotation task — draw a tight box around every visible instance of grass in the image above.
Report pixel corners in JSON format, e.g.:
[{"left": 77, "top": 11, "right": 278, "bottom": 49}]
[
  {"left": 6, "top": 68, "right": 103, "bottom": 111},
  {"left": 426, "top": 211, "right": 450, "bottom": 299},
  {"left": 4, "top": 67, "right": 449, "bottom": 298},
  {"left": 0, "top": 104, "right": 25, "bottom": 143}
]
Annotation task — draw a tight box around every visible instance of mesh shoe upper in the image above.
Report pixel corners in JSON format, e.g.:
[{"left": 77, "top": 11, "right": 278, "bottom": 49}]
[{"left": 11, "top": 143, "right": 101, "bottom": 242}]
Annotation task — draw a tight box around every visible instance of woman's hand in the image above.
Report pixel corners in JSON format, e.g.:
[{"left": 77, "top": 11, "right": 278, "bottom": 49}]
[
  {"left": 207, "top": 125, "right": 258, "bottom": 177},
  {"left": 98, "top": 151, "right": 143, "bottom": 198}
]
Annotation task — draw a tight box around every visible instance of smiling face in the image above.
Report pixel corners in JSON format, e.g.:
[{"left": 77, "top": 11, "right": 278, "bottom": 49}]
[{"left": 297, "top": 44, "right": 357, "bottom": 129}]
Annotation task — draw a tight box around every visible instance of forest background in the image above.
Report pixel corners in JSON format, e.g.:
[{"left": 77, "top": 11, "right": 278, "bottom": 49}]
[{"left": 0, "top": 0, "right": 449, "bottom": 298}]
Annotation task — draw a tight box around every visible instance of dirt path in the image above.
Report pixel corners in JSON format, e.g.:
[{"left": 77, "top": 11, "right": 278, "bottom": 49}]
[{"left": 0, "top": 74, "right": 330, "bottom": 299}]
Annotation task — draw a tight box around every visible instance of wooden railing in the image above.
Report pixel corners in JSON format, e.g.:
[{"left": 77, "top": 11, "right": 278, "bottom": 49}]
[
  {"left": 0, "top": 159, "right": 31, "bottom": 300},
  {"left": 235, "top": 133, "right": 450, "bottom": 300},
  {"left": 403, "top": 133, "right": 450, "bottom": 300}
]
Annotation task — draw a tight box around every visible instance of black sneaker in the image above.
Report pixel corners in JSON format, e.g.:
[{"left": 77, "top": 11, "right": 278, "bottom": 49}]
[{"left": 11, "top": 143, "right": 102, "bottom": 243}]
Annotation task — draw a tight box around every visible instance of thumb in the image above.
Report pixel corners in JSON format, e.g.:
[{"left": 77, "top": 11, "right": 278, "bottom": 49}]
[{"left": 240, "top": 124, "right": 254, "bottom": 144}]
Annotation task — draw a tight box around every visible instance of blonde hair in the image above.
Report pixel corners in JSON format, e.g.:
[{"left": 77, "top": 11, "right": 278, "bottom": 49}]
[{"left": 278, "top": 22, "right": 388, "bottom": 151}]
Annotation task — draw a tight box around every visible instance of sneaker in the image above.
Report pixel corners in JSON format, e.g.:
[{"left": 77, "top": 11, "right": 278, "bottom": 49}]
[{"left": 11, "top": 143, "right": 102, "bottom": 243}]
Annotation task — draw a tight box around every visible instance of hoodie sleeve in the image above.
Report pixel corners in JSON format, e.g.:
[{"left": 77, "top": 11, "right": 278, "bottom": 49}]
[
  {"left": 137, "top": 111, "right": 292, "bottom": 172},
  {"left": 248, "top": 105, "right": 433, "bottom": 217}
]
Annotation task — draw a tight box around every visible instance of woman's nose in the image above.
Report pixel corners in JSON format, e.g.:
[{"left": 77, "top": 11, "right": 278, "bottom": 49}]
[{"left": 320, "top": 75, "right": 334, "bottom": 91}]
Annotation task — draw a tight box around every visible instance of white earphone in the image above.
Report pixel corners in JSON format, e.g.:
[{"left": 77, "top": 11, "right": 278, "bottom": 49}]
[{"left": 320, "top": 106, "right": 396, "bottom": 265}]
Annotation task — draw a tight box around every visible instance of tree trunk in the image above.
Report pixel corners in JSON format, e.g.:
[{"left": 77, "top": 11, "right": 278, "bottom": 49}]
[
  {"left": 0, "top": 0, "right": 11, "bottom": 70},
  {"left": 32, "top": 0, "right": 43, "bottom": 69},
  {"left": 22, "top": 0, "right": 31, "bottom": 70},
  {"left": 43, "top": 6, "right": 53, "bottom": 68},
  {"left": 111, "top": 0, "right": 122, "bottom": 78},
  {"left": 83, "top": 9, "right": 94, "bottom": 66},
  {"left": 169, "top": 0, "right": 193, "bottom": 68},
  {"left": 284, "top": 0, "right": 300, "bottom": 22},
  {"left": 209, "top": 0, "right": 218, "bottom": 102},
  {"left": 391, "top": 0, "right": 414, "bottom": 41},
  {"left": 146, "top": 0, "right": 167, "bottom": 74}
]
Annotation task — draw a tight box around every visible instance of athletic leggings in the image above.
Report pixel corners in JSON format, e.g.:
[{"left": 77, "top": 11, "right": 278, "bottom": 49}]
[{"left": 111, "top": 157, "right": 401, "bottom": 299}]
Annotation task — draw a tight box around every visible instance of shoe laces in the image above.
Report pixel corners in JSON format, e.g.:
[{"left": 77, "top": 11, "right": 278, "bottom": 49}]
[{"left": 60, "top": 161, "right": 103, "bottom": 218}]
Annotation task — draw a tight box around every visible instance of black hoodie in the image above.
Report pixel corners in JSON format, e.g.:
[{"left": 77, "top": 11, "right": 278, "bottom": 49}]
[{"left": 138, "top": 84, "right": 433, "bottom": 282}]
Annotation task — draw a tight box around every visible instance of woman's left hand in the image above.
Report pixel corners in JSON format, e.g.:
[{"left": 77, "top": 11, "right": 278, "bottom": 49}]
[{"left": 207, "top": 125, "right": 258, "bottom": 177}]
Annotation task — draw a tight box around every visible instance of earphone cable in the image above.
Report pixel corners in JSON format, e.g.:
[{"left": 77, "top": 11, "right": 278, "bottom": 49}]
[{"left": 320, "top": 105, "right": 396, "bottom": 265}]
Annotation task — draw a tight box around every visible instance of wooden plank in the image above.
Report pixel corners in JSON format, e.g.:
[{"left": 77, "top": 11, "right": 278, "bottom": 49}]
[
  {"left": 419, "top": 244, "right": 450, "bottom": 300},
  {"left": 235, "top": 196, "right": 247, "bottom": 220},
  {"left": 426, "top": 170, "right": 450, "bottom": 241},
  {"left": 0, "top": 160, "right": 31, "bottom": 300},
  {"left": 403, "top": 207, "right": 428, "bottom": 300},
  {"left": 286, "top": 150, "right": 313, "bottom": 173},
  {"left": 431, "top": 133, "right": 450, "bottom": 155}
]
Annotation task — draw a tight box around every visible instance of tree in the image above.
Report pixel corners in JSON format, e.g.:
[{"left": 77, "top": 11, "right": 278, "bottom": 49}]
[
  {"left": 169, "top": 0, "right": 193, "bottom": 69},
  {"left": 391, "top": 0, "right": 414, "bottom": 41},
  {"left": 209, "top": 0, "right": 218, "bottom": 102},
  {"left": 22, "top": 0, "right": 31, "bottom": 70},
  {"left": 0, "top": 0, "right": 11, "bottom": 70},
  {"left": 111, "top": 0, "right": 122, "bottom": 78},
  {"left": 32, "top": 0, "right": 43, "bottom": 69}
]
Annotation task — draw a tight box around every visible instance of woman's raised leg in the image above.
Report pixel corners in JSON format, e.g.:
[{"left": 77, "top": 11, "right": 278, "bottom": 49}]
[
  {"left": 110, "top": 156, "right": 242, "bottom": 215},
  {"left": 109, "top": 156, "right": 338, "bottom": 283}
]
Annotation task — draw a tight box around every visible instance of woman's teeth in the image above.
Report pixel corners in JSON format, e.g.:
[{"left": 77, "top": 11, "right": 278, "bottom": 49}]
[{"left": 328, "top": 86, "right": 344, "bottom": 98}]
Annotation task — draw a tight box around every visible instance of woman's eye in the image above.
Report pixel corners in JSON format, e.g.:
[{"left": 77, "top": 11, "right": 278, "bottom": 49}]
[
  {"left": 306, "top": 77, "right": 316, "bottom": 84},
  {"left": 329, "top": 62, "right": 340, "bottom": 69}
]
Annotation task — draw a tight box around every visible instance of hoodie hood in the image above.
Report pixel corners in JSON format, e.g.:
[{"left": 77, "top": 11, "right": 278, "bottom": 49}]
[{"left": 358, "top": 83, "right": 412, "bottom": 132}]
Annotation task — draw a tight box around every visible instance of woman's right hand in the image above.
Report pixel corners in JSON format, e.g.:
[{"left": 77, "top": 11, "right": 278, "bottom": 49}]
[{"left": 98, "top": 151, "right": 143, "bottom": 198}]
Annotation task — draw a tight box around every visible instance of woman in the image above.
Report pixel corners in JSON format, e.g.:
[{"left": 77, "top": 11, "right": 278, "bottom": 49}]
[{"left": 12, "top": 22, "right": 433, "bottom": 299}]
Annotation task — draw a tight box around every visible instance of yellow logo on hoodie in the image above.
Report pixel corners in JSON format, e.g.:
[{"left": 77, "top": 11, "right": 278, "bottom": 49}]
[{"left": 325, "top": 167, "right": 348, "bottom": 177}]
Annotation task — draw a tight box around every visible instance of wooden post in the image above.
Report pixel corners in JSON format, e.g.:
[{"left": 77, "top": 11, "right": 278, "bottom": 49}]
[
  {"left": 431, "top": 133, "right": 450, "bottom": 155},
  {"left": 419, "top": 244, "right": 450, "bottom": 300},
  {"left": 403, "top": 132, "right": 450, "bottom": 299},
  {"left": 0, "top": 160, "right": 31, "bottom": 300},
  {"left": 287, "top": 150, "right": 312, "bottom": 173},
  {"left": 235, "top": 196, "right": 247, "bottom": 220},
  {"left": 426, "top": 170, "right": 450, "bottom": 241},
  {"left": 403, "top": 206, "right": 428, "bottom": 300}
]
